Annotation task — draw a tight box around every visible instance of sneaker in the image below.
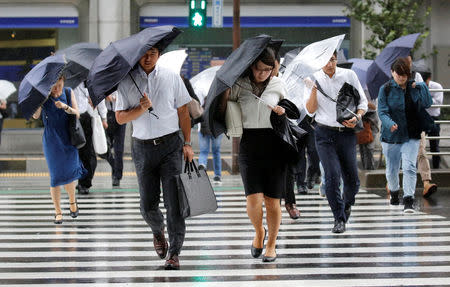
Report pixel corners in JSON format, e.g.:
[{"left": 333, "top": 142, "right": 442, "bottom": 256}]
[
  {"left": 403, "top": 196, "right": 415, "bottom": 213},
  {"left": 306, "top": 177, "right": 315, "bottom": 190},
  {"left": 198, "top": 164, "right": 206, "bottom": 171},
  {"left": 390, "top": 190, "right": 399, "bottom": 205},
  {"left": 213, "top": 176, "right": 222, "bottom": 185}
]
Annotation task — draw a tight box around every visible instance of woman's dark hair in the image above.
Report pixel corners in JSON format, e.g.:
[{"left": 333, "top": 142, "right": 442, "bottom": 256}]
[
  {"left": 252, "top": 46, "right": 276, "bottom": 68},
  {"left": 391, "top": 57, "right": 411, "bottom": 76}
]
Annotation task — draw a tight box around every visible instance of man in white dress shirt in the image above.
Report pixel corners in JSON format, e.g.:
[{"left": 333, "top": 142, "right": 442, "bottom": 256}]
[
  {"left": 305, "top": 51, "right": 367, "bottom": 234},
  {"left": 115, "top": 44, "right": 193, "bottom": 270},
  {"left": 73, "top": 81, "right": 108, "bottom": 194}
]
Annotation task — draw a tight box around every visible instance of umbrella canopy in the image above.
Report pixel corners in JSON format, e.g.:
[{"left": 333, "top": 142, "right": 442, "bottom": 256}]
[
  {"left": 337, "top": 49, "right": 353, "bottom": 69},
  {"left": 412, "top": 58, "right": 429, "bottom": 73},
  {"left": 0, "top": 80, "right": 17, "bottom": 101},
  {"left": 55, "top": 42, "right": 102, "bottom": 88},
  {"left": 280, "top": 47, "right": 302, "bottom": 74},
  {"left": 190, "top": 65, "right": 221, "bottom": 105},
  {"left": 18, "top": 54, "right": 66, "bottom": 120},
  {"left": 348, "top": 58, "right": 373, "bottom": 90},
  {"left": 366, "top": 33, "right": 420, "bottom": 99},
  {"left": 204, "top": 34, "right": 283, "bottom": 137},
  {"left": 87, "top": 25, "right": 182, "bottom": 106},
  {"left": 281, "top": 34, "right": 345, "bottom": 121},
  {"left": 156, "top": 49, "right": 188, "bottom": 74}
]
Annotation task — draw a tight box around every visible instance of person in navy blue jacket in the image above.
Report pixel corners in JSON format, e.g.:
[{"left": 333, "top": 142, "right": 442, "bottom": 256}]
[{"left": 378, "top": 57, "right": 432, "bottom": 213}]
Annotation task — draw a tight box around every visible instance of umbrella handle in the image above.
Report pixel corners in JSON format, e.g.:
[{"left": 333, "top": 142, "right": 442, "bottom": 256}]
[{"left": 128, "top": 72, "right": 156, "bottom": 114}]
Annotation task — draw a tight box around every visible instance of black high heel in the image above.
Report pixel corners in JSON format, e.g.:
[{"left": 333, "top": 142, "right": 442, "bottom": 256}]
[
  {"left": 251, "top": 228, "right": 267, "bottom": 258},
  {"left": 69, "top": 201, "right": 79, "bottom": 218},
  {"left": 54, "top": 213, "right": 63, "bottom": 224}
]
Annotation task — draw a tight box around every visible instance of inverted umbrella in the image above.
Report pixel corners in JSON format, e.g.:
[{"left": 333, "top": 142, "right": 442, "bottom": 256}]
[
  {"left": 366, "top": 33, "right": 420, "bottom": 99},
  {"left": 279, "top": 47, "right": 302, "bottom": 74},
  {"left": 337, "top": 49, "right": 353, "bottom": 69},
  {"left": 190, "top": 65, "right": 221, "bottom": 105},
  {"left": 348, "top": 58, "right": 373, "bottom": 90},
  {"left": 156, "top": 49, "right": 188, "bottom": 74},
  {"left": 281, "top": 34, "right": 345, "bottom": 121},
  {"left": 55, "top": 42, "right": 102, "bottom": 88},
  {"left": 18, "top": 54, "right": 66, "bottom": 120},
  {"left": 87, "top": 25, "right": 182, "bottom": 107},
  {"left": 0, "top": 80, "right": 17, "bottom": 101},
  {"left": 204, "top": 34, "right": 283, "bottom": 137}
]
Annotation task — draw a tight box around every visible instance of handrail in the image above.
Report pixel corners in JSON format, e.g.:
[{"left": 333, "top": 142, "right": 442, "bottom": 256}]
[{"left": 429, "top": 89, "right": 450, "bottom": 92}]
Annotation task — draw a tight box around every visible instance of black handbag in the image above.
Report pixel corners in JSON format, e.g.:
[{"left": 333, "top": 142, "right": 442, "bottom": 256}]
[
  {"left": 315, "top": 81, "right": 363, "bottom": 132},
  {"left": 65, "top": 88, "right": 86, "bottom": 149},
  {"left": 177, "top": 160, "right": 218, "bottom": 218}
]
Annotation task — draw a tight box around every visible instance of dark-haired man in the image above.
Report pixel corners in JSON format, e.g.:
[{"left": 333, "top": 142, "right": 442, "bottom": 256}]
[
  {"left": 115, "top": 46, "right": 193, "bottom": 270},
  {"left": 305, "top": 51, "right": 367, "bottom": 233}
]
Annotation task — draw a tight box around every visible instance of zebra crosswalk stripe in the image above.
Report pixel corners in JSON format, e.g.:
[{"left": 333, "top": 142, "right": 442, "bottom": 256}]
[{"left": 0, "top": 185, "right": 449, "bottom": 286}]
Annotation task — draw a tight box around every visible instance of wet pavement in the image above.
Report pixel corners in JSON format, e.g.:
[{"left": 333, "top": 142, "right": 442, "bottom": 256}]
[{"left": 0, "top": 174, "right": 450, "bottom": 286}]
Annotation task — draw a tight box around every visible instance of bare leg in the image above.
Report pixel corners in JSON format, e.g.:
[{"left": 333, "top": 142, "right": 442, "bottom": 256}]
[
  {"left": 50, "top": 186, "right": 62, "bottom": 221},
  {"left": 64, "top": 181, "right": 77, "bottom": 213},
  {"left": 264, "top": 196, "right": 281, "bottom": 257},
  {"left": 246, "top": 193, "right": 265, "bottom": 248}
]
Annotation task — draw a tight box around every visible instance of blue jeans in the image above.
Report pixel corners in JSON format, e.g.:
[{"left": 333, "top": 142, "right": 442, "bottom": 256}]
[
  {"left": 315, "top": 125, "right": 360, "bottom": 222},
  {"left": 198, "top": 132, "right": 223, "bottom": 178},
  {"left": 381, "top": 139, "right": 420, "bottom": 198}
]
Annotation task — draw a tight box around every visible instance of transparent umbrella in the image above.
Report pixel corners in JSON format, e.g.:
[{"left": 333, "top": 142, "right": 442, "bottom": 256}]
[
  {"left": 0, "top": 80, "right": 17, "bottom": 101},
  {"left": 157, "top": 49, "right": 188, "bottom": 74},
  {"left": 190, "top": 65, "right": 221, "bottom": 105},
  {"left": 281, "top": 34, "right": 345, "bottom": 120}
]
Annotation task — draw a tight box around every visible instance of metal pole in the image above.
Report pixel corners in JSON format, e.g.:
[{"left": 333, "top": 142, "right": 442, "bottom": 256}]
[{"left": 231, "top": 0, "right": 240, "bottom": 174}]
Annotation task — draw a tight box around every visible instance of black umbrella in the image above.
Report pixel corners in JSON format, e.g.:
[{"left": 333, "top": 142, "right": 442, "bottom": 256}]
[
  {"left": 55, "top": 42, "right": 102, "bottom": 88},
  {"left": 18, "top": 54, "right": 66, "bottom": 120},
  {"left": 366, "top": 33, "right": 420, "bottom": 99},
  {"left": 86, "top": 25, "right": 182, "bottom": 107},
  {"left": 280, "top": 47, "right": 302, "bottom": 73},
  {"left": 204, "top": 34, "right": 283, "bottom": 137}
]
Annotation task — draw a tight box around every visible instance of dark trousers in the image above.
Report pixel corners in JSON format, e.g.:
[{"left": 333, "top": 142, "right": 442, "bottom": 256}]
[
  {"left": 103, "top": 111, "right": 126, "bottom": 180},
  {"left": 132, "top": 133, "right": 185, "bottom": 255},
  {"left": 315, "top": 125, "right": 360, "bottom": 222},
  {"left": 284, "top": 170, "right": 296, "bottom": 205},
  {"left": 429, "top": 118, "right": 440, "bottom": 169},
  {"left": 78, "top": 112, "right": 97, "bottom": 188},
  {"left": 296, "top": 129, "right": 320, "bottom": 186}
]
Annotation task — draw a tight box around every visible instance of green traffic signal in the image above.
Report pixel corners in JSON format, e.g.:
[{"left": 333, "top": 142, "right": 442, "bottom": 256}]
[{"left": 189, "top": 0, "right": 207, "bottom": 28}]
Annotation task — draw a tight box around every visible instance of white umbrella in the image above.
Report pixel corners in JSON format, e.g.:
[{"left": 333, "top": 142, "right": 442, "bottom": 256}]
[
  {"left": 190, "top": 65, "right": 221, "bottom": 105},
  {"left": 0, "top": 80, "right": 17, "bottom": 101},
  {"left": 281, "top": 34, "right": 345, "bottom": 120},
  {"left": 156, "top": 49, "right": 188, "bottom": 74}
]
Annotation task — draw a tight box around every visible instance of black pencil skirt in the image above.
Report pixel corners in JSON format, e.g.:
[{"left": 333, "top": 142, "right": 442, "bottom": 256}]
[{"left": 238, "top": 128, "right": 287, "bottom": 199}]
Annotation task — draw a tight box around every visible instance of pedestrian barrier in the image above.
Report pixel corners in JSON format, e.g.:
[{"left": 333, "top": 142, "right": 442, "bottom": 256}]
[{"left": 425, "top": 88, "right": 450, "bottom": 156}]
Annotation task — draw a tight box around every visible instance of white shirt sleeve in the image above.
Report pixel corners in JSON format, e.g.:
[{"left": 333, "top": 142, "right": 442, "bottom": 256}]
[
  {"left": 115, "top": 84, "right": 130, "bottom": 112},
  {"left": 96, "top": 100, "right": 108, "bottom": 119}
]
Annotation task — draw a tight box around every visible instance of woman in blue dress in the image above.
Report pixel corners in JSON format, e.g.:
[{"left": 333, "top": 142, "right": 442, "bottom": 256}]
[{"left": 32, "top": 76, "right": 86, "bottom": 224}]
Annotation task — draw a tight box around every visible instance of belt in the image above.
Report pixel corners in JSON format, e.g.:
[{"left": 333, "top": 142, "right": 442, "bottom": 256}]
[
  {"left": 133, "top": 131, "right": 178, "bottom": 145},
  {"left": 315, "top": 123, "right": 352, "bottom": 132}
]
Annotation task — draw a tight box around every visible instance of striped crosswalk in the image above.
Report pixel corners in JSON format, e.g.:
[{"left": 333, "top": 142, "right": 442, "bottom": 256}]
[{"left": 0, "top": 181, "right": 450, "bottom": 286}]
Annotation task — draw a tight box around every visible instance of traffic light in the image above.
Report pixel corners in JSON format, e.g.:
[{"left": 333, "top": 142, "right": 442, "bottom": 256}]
[{"left": 189, "top": 0, "right": 207, "bottom": 28}]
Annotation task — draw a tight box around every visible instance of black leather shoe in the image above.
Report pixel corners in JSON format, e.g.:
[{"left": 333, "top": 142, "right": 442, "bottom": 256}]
[
  {"left": 164, "top": 253, "right": 180, "bottom": 270},
  {"left": 251, "top": 228, "right": 267, "bottom": 258},
  {"left": 77, "top": 186, "right": 90, "bottom": 195},
  {"left": 306, "top": 177, "right": 315, "bottom": 189},
  {"left": 69, "top": 201, "right": 79, "bottom": 218},
  {"left": 297, "top": 185, "right": 308, "bottom": 195},
  {"left": 112, "top": 178, "right": 120, "bottom": 187},
  {"left": 344, "top": 204, "right": 351, "bottom": 223},
  {"left": 54, "top": 213, "right": 62, "bottom": 224},
  {"left": 332, "top": 220, "right": 345, "bottom": 234},
  {"left": 262, "top": 254, "right": 277, "bottom": 262}
]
